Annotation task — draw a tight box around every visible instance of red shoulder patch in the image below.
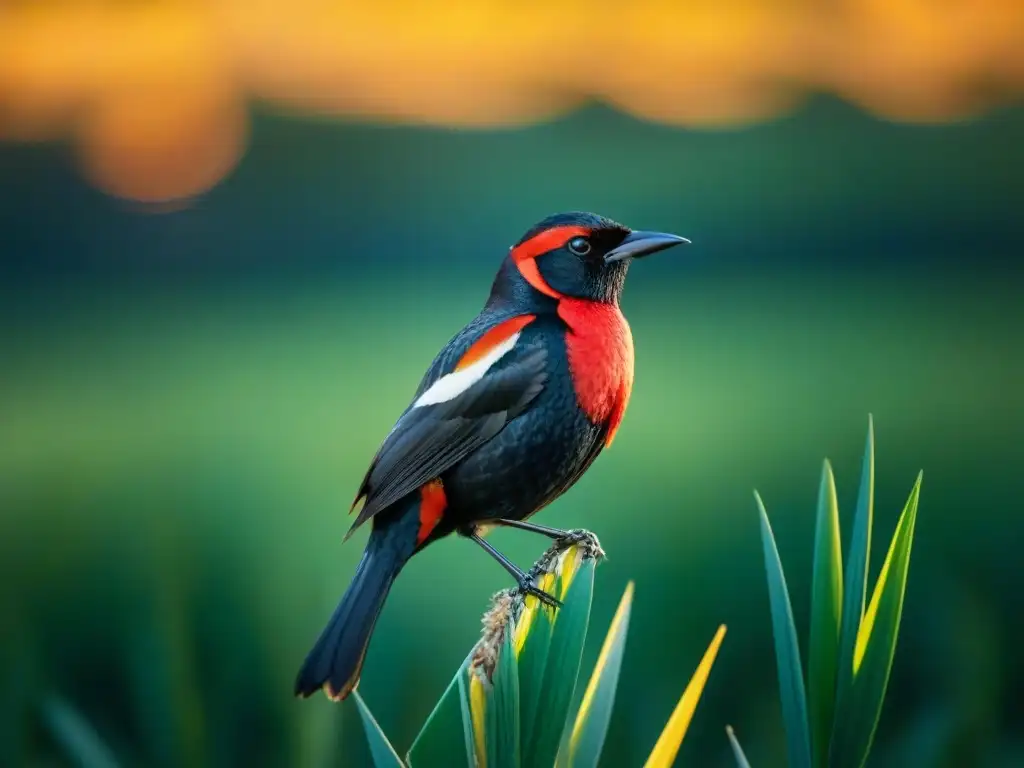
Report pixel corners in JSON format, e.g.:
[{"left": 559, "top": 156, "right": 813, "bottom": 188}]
[
  {"left": 417, "top": 479, "right": 447, "bottom": 545},
  {"left": 557, "top": 298, "right": 635, "bottom": 447},
  {"left": 456, "top": 314, "right": 536, "bottom": 370}
]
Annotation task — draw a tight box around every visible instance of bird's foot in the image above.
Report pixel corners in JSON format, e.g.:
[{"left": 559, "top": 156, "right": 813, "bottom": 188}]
[
  {"left": 516, "top": 577, "right": 563, "bottom": 609},
  {"left": 552, "top": 529, "right": 605, "bottom": 560},
  {"left": 527, "top": 529, "right": 605, "bottom": 579}
]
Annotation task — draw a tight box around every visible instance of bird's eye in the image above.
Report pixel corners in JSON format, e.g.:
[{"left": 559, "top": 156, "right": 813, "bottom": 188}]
[{"left": 567, "top": 236, "right": 591, "bottom": 256}]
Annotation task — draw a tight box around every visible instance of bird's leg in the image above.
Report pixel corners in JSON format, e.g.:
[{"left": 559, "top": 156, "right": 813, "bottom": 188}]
[
  {"left": 466, "top": 531, "right": 562, "bottom": 609},
  {"left": 493, "top": 520, "right": 599, "bottom": 557},
  {"left": 492, "top": 518, "right": 569, "bottom": 540}
]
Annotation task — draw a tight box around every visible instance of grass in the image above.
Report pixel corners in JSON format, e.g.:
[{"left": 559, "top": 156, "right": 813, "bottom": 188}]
[
  {"left": 352, "top": 533, "right": 726, "bottom": 768},
  {"left": 736, "top": 418, "right": 923, "bottom": 767},
  {"left": 339, "top": 419, "right": 924, "bottom": 767},
  {"left": 2, "top": 281, "right": 1017, "bottom": 765}
]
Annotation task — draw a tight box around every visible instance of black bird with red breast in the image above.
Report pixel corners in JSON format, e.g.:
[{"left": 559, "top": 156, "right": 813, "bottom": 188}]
[{"left": 295, "top": 212, "right": 689, "bottom": 701}]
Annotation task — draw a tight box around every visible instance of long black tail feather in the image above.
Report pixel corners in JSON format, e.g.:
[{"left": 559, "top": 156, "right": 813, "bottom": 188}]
[{"left": 294, "top": 538, "right": 404, "bottom": 700}]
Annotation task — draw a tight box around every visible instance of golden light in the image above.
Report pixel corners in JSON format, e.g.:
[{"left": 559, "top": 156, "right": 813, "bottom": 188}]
[{"left": 0, "top": 0, "right": 1021, "bottom": 202}]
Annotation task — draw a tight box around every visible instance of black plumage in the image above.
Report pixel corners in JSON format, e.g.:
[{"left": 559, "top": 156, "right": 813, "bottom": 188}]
[{"left": 294, "top": 211, "right": 688, "bottom": 700}]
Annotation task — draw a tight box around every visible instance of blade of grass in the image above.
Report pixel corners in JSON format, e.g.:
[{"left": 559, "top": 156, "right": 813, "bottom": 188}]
[
  {"left": 557, "top": 582, "right": 634, "bottom": 768},
  {"left": 829, "top": 473, "right": 922, "bottom": 768},
  {"left": 756, "top": 492, "right": 813, "bottom": 768},
  {"left": 407, "top": 655, "right": 476, "bottom": 768},
  {"left": 642, "top": 624, "right": 727, "bottom": 768},
  {"left": 808, "top": 460, "right": 843, "bottom": 768},
  {"left": 352, "top": 691, "right": 404, "bottom": 768},
  {"left": 726, "top": 725, "right": 753, "bottom": 768},
  {"left": 836, "top": 417, "right": 874, "bottom": 702},
  {"left": 523, "top": 559, "right": 595, "bottom": 768},
  {"left": 41, "top": 695, "right": 121, "bottom": 768},
  {"left": 516, "top": 589, "right": 555, "bottom": 761},
  {"left": 470, "top": 671, "right": 487, "bottom": 767},
  {"left": 457, "top": 669, "right": 479, "bottom": 768},
  {"left": 486, "top": 632, "right": 521, "bottom": 768}
]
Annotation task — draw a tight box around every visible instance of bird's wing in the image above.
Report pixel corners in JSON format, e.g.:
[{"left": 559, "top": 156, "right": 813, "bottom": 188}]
[{"left": 345, "top": 318, "right": 547, "bottom": 537}]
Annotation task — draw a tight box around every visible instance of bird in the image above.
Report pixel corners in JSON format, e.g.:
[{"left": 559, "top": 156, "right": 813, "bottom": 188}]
[{"left": 294, "top": 211, "right": 689, "bottom": 701}]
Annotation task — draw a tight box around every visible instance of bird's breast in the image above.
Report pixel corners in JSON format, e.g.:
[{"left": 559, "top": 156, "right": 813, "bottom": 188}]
[{"left": 557, "top": 298, "right": 635, "bottom": 446}]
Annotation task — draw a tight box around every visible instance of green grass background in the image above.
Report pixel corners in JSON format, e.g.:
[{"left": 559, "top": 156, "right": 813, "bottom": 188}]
[{"left": 2, "top": 99, "right": 1023, "bottom": 766}]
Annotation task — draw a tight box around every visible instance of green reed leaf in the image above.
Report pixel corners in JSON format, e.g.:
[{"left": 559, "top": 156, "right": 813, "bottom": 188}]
[
  {"left": 836, "top": 417, "right": 874, "bottom": 704},
  {"left": 486, "top": 631, "right": 522, "bottom": 768},
  {"left": 407, "top": 655, "right": 475, "bottom": 768},
  {"left": 516, "top": 601, "right": 554, "bottom": 761},
  {"left": 829, "top": 472, "right": 922, "bottom": 768},
  {"left": 352, "top": 691, "right": 404, "bottom": 768},
  {"left": 557, "top": 581, "right": 634, "bottom": 768},
  {"left": 726, "top": 725, "right": 753, "bottom": 768},
  {"left": 523, "top": 559, "right": 595, "bottom": 768},
  {"left": 41, "top": 695, "right": 121, "bottom": 768},
  {"left": 808, "top": 460, "right": 843, "bottom": 768},
  {"left": 756, "top": 491, "right": 813, "bottom": 768}
]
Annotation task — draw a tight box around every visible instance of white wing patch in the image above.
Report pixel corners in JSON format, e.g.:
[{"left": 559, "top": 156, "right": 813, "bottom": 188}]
[{"left": 413, "top": 332, "right": 522, "bottom": 407}]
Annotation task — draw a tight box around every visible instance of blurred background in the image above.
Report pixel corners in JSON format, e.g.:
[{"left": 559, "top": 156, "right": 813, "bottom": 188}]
[{"left": 2, "top": 1, "right": 1023, "bottom": 766}]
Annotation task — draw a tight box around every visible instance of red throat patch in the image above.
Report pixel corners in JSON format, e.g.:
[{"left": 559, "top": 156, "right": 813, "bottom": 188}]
[
  {"left": 417, "top": 479, "right": 447, "bottom": 545},
  {"left": 456, "top": 314, "right": 536, "bottom": 370},
  {"left": 557, "top": 298, "right": 635, "bottom": 447},
  {"left": 510, "top": 225, "right": 591, "bottom": 299}
]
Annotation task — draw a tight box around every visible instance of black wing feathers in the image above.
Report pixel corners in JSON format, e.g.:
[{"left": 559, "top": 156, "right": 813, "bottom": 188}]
[{"left": 345, "top": 344, "right": 548, "bottom": 537}]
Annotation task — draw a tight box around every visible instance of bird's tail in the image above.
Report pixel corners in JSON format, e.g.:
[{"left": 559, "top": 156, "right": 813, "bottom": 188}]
[{"left": 294, "top": 527, "right": 409, "bottom": 701}]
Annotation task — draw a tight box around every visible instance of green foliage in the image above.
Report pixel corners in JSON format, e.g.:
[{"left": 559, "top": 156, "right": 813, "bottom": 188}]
[
  {"left": 406, "top": 657, "right": 476, "bottom": 767},
  {"left": 486, "top": 632, "right": 522, "bottom": 768},
  {"left": 755, "top": 492, "right": 813, "bottom": 768},
  {"left": 556, "top": 583, "right": 633, "bottom": 768},
  {"left": 808, "top": 461, "right": 843, "bottom": 768},
  {"left": 830, "top": 472, "right": 922, "bottom": 768},
  {"left": 726, "top": 726, "right": 752, "bottom": 768},
  {"left": 735, "top": 418, "right": 923, "bottom": 768},
  {"left": 41, "top": 695, "right": 121, "bottom": 768},
  {"left": 353, "top": 535, "right": 725, "bottom": 767},
  {"left": 524, "top": 559, "right": 594, "bottom": 767},
  {"left": 353, "top": 692, "right": 404, "bottom": 768}
]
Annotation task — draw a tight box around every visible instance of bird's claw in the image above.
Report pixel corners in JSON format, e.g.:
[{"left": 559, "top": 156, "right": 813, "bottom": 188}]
[
  {"left": 518, "top": 578, "right": 562, "bottom": 610},
  {"left": 553, "top": 529, "right": 605, "bottom": 559},
  {"left": 526, "top": 529, "right": 606, "bottom": 582}
]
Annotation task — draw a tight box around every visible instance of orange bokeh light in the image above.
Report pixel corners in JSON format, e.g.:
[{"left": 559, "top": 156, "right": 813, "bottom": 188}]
[{"left": 1, "top": 0, "right": 1021, "bottom": 202}]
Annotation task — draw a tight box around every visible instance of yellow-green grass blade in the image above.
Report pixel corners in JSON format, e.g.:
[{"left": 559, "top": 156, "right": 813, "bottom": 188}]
[
  {"left": 808, "top": 460, "right": 843, "bottom": 768},
  {"left": 829, "top": 473, "right": 922, "bottom": 768},
  {"left": 643, "top": 624, "right": 727, "bottom": 768},
  {"left": 352, "top": 691, "right": 404, "bottom": 768},
  {"left": 486, "top": 631, "right": 522, "bottom": 768},
  {"left": 726, "top": 725, "right": 753, "bottom": 768},
  {"left": 756, "top": 492, "right": 813, "bottom": 768},
  {"left": 523, "top": 559, "right": 595, "bottom": 768},
  {"left": 41, "top": 695, "right": 121, "bottom": 768},
  {"left": 836, "top": 417, "right": 874, "bottom": 702},
  {"left": 407, "top": 655, "right": 476, "bottom": 768},
  {"left": 558, "top": 581, "right": 635, "bottom": 768},
  {"left": 516, "top": 598, "right": 555, "bottom": 761},
  {"left": 457, "top": 669, "right": 478, "bottom": 768}
]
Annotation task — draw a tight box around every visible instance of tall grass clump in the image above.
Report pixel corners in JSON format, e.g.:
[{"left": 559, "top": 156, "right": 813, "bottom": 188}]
[
  {"left": 353, "top": 531, "right": 727, "bottom": 767},
  {"left": 30, "top": 418, "right": 924, "bottom": 767},
  {"left": 729, "top": 417, "right": 923, "bottom": 768}
]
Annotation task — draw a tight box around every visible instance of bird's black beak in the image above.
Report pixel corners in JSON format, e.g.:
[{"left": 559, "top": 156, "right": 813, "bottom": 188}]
[{"left": 604, "top": 230, "right": 690, "bottom": 264}]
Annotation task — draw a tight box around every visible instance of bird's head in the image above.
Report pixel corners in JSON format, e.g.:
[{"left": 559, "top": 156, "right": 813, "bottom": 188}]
[{"left": 506, "top": 211, "right": 689, "bottom": 305}]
